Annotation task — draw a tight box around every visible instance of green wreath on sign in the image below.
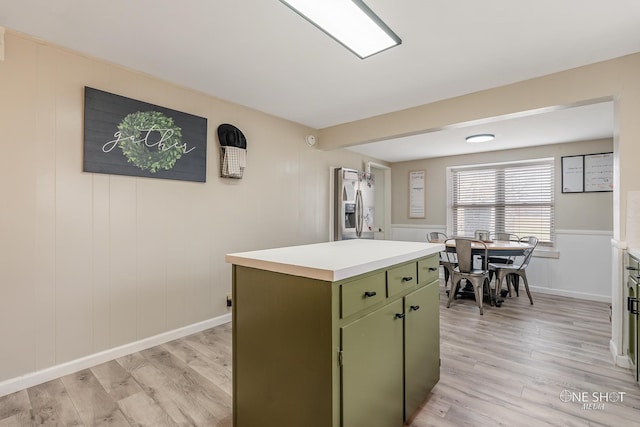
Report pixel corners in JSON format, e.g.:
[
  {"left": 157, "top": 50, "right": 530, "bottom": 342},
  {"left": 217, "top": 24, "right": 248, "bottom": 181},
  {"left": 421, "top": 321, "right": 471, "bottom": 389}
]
[{"left": 117, "top": 111, "right": 184, "bottom": 173}]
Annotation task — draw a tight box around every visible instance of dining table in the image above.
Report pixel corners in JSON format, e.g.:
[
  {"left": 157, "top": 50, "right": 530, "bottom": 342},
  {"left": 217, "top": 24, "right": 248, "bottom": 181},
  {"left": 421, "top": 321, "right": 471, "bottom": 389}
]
[{"left": 436, "top": 238, "right": 533, "bottom": 306}]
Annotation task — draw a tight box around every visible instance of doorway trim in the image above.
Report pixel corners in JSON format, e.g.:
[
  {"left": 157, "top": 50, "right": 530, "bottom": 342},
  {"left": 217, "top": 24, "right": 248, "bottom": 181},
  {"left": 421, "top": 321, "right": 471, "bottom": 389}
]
[{"left": 368, "top": 161, "right": 391, "bottom": 240}]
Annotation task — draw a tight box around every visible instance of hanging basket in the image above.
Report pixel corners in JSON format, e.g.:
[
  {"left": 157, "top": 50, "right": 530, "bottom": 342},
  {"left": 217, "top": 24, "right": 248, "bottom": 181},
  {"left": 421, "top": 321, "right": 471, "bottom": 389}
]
[{"left": 217, "top": 123, "right": 247, "bottom": 179}]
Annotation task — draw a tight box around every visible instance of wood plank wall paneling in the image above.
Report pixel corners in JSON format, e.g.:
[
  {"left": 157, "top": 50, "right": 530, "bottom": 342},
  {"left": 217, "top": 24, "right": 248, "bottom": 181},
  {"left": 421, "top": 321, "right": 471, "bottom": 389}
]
[{"left": 33, "top": 41, "right": 59, "bottom": 374}]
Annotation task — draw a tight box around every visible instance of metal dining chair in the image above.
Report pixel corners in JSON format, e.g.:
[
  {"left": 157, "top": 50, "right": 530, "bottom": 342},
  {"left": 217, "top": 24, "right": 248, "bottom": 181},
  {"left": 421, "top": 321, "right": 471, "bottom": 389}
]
[
  {"left": 428, "top": 231, "right": 456, "bottom": 290},
  {"left": 489, "top": 236, "right": 538, "bottom": 305},
  {"left": 445, "top": 238, "right": 492, "bottom": 315},
  {"left": 474, "top": 230, "right": 491, "bottom": 241},
  {"left": 493, "top": 232, "right": 519, "bottom": 242},
  {"left": 473, "top": 229, "right": 491, "bottom": 267},
  {"left": 488, "top": 232, "right": 519, "bottom": 286}
]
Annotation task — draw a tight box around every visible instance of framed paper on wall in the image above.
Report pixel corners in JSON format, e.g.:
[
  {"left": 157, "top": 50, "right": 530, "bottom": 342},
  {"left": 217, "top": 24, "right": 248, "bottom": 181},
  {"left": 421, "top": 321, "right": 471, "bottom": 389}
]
[
  {"left": 561, "top": 155, "right": 584, "bottom": 193},
  {"left": 584, "top": 152, "right": 613, "bottom": 192},
  {"left": 409, "top": 170, "right": 425, "bottom": 218},
  {"left": 561, "top": 152, "right": 613, "bottom": 193}
]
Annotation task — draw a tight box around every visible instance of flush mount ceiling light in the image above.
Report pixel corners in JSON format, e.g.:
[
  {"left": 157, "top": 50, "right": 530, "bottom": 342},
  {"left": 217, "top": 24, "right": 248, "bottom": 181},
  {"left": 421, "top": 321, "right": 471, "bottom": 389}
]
[
  {"left": 279, "top": 0, "right": 401, "bottom": 59},
  {"left": 466, "top": 134, "right": 495, "bottom": 143}
]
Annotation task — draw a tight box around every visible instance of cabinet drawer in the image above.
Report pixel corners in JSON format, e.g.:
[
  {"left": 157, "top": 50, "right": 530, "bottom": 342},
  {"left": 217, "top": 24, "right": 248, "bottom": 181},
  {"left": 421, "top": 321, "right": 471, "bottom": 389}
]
[
  {"left": 387, "top": 262, "right": 417, "bottom": 298},
  {"left": 417, "top": 255, "right": 439, "bottom": 285},
  {"left": 341, "top": 272, "right": 386, "bottom": 318}
]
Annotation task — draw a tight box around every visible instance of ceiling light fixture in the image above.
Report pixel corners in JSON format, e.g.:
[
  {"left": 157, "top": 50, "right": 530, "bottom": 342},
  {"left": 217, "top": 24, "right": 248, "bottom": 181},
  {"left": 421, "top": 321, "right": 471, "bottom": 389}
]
[
  {"left": 465, "top": 134, "right": 495, "bottom": 143},
  {"left": 279, "top": 0, "right": 401, "bottom": 59}
]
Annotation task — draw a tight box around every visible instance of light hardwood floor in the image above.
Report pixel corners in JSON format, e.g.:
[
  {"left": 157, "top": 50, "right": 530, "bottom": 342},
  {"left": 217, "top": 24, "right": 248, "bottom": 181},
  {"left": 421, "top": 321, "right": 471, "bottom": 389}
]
[{"left": 1, "top": 283, "right": 639, "bottom": 426}]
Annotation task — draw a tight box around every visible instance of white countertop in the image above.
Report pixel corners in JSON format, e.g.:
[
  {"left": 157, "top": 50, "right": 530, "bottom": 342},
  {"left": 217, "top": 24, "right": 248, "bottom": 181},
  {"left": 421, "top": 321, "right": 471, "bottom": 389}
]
[
  {"left": 225, "top": 239, "right": 444, "bottom": 282},
  {"left": 629, "top": 247, "right": 640, "bottom": 259}
]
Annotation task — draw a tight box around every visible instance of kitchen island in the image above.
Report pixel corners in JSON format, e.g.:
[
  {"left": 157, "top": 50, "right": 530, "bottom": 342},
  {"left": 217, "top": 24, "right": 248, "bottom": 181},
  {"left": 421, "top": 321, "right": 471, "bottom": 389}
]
[{"left": 226, "top": 239, "right": 444, "bottom": 427}]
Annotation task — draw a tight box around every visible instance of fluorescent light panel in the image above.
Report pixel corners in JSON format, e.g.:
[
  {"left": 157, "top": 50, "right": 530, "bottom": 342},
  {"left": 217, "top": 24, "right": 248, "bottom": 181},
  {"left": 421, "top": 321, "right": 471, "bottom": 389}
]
[{"left": 280, "top": 0, "right": 401, "bottom": 58}]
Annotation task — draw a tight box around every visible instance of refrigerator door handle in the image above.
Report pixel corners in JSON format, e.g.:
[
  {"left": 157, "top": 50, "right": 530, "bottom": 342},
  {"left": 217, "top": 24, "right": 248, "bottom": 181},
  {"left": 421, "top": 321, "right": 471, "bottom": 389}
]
[{"left": 355, "top": 189, "right": 363, "bottom": 238}]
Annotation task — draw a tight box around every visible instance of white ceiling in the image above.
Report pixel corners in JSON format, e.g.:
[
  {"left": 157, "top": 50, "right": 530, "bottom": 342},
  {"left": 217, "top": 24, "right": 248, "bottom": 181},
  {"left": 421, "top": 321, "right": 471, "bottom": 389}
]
[
  {"left": 1, "top": 0, "right": 638, "bottom": 161},
  {"left": 346, "top": 101, "right": 615, "bottom": 162}
]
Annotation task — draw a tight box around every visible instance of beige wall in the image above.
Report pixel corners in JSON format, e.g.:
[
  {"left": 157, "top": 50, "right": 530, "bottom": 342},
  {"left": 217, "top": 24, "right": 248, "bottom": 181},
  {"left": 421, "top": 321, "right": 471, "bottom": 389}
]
[
  {"left": 391, "top": 139, "right": 613, "bottom": 231},
  {"left": 0, "top": 31, "right": 380, "bottom": 383}
]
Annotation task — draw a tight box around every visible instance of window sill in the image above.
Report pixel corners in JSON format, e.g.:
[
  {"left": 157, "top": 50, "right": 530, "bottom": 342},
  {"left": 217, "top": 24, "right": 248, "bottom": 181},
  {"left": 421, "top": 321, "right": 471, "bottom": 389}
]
[{"left": 533, "top": 248, "right": 559, "bottom": 259}]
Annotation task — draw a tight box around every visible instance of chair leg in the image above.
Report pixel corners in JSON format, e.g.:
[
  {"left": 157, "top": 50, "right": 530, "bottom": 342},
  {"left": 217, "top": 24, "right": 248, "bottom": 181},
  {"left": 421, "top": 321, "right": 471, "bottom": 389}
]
[
  {"left": 485, "top": 278, "right": 494, "bottom": 307},
  {"left": 521, "top": 273, "right": 533, "bottom": 305},
  {"left": 473, "top": 281, "right": 484, "bottom": 315},
  {"left": 494, "top": 275, "right": 502, "bottom": 302},
  {"left": 446, "top": 278, "right": 459, "bottom": 308},
  {"left": 443, "top": 267, "right": 450, "bottom": 288},
  {"left": 505, "top": 274, "right": 513, "bottom": 297}
]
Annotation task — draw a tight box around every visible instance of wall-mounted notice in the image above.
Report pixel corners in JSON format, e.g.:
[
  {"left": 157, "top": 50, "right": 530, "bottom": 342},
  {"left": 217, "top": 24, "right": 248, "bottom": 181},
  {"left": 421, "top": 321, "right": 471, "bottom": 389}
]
[
  {"left": 584, "top": 152, "right": 613, "bottom": 192},
  {"left": 409, "top": 170, "right": 425, "bottom": 218},
  {"left": 561, "top": 152, "right": 613, "bottom": 193},
  {"left": 561, "top": 155, "right": 584, "bottom": 193}
]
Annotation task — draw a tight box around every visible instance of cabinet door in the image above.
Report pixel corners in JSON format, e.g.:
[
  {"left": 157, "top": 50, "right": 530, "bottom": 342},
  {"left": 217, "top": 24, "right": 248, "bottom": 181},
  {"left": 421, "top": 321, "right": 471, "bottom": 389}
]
[
  {"left": 341, "top": 299, "right": 404, "bottom": 427},
  {"left": 404, "top": 282, "right": 440, "bottom": 419}
]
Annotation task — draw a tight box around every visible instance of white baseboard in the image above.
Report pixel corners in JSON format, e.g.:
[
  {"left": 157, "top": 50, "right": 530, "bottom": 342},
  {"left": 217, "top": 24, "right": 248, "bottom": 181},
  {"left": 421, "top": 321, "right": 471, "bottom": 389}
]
[
  {"left": 529, "top": 286, "right": 611, "bottom": 303},
  {"left": 0, "top": 312, "right": 232, "bottom": 398},
  {"left": 610, "top": 339, "right": 633, "bottom": 369}
]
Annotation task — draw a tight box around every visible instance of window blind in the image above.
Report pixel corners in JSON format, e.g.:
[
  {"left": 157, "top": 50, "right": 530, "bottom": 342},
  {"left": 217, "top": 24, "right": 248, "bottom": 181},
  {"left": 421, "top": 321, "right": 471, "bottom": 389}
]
[{"left": 447, "top": 158, "right": 555, "bottom": 246}]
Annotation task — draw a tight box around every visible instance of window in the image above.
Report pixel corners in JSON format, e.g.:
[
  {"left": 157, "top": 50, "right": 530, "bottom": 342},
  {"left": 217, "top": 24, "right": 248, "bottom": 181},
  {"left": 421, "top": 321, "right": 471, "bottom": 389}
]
[{"left": 447, "top": 158, "right": 555, "bottom": 246}]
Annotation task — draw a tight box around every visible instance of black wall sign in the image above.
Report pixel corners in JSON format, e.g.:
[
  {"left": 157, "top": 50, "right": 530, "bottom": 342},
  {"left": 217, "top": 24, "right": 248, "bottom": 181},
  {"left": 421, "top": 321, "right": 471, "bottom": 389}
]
[{"left": 83, "top": 87, "right": 208, "bottom": 182}]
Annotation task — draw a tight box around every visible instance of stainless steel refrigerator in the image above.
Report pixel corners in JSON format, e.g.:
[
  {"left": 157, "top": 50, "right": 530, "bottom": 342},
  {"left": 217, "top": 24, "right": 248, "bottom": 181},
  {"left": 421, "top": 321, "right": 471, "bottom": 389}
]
[{"left": 334, "top": 167, "right": 375, "bottom": 240}]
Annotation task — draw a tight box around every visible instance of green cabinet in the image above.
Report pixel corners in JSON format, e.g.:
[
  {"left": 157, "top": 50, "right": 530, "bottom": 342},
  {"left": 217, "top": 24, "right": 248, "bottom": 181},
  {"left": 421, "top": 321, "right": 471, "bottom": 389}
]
[
  {"left": 387, "top": 262, "right": 418, "bottom": 297},
  {"left": 340, "top": 271, "right": 386, "bottom": 318},
  {"left": 233, "top": 266, "right": 335, "bottom": 427},
  {"left": 341, "top": 299, "right": 404, "bottom": 427},
  {"left": 404, "top": 281, "right": 440, "bottom": 418},
  {"left": 232, "top": 253, "right": 440, "bottom": 427}
]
